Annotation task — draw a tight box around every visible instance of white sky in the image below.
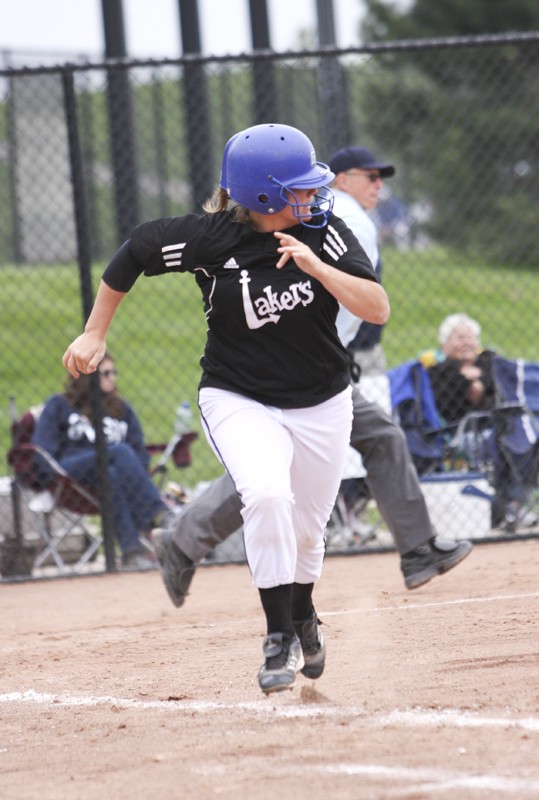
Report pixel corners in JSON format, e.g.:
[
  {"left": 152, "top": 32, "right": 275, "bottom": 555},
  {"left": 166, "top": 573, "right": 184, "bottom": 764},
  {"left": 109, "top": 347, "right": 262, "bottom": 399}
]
[{"left": 0, "top": 0, "right": 368, "bottom": 63}]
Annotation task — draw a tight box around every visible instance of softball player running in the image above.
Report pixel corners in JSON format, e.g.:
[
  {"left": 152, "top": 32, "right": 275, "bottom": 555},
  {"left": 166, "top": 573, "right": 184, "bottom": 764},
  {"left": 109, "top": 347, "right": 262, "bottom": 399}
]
[{"left": 63, "top": 123, "right": 389, "bottom": 694}]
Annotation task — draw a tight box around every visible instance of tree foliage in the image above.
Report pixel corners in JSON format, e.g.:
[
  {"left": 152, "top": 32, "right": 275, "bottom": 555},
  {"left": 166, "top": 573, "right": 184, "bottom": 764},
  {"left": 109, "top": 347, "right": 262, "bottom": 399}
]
[
  {"left": 358, "top": 0, "right": 539, "bottom": 266},
  {"left": 361, "top": 0, "right": 539, "bottom": 41}
]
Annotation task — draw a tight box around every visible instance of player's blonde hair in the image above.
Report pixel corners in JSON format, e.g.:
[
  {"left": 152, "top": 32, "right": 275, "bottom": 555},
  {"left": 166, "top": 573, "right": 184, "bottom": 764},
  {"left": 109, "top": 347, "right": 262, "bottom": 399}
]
[{"left": 203, "top": 187, "right": 250, "bottom": 223}]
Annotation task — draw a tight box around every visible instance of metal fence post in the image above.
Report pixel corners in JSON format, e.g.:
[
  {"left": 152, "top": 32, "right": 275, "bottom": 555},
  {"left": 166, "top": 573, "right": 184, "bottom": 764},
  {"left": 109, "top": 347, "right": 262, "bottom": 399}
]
[
  {"left": 249, "top": 0, "right": 279, "bottom": 123},
  {"left": 62, "top": 69, "right": 117, "bottom": 573},
  {"left": 102, "top": 0, "right": 141, "bottom": 242},
  {"left": 178, "top": 0, "right": 214, "bottom": 209},
  {"left": 315, "top": 0, "right": 352, "bottom": 155},
  {"left": 5, "top": 76, "right": 22, "bottom": 264}
]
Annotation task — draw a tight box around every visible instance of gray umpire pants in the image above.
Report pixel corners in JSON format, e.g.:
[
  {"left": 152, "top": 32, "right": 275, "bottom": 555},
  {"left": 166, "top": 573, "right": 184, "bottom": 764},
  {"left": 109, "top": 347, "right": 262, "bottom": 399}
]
[{"left": 171, "top": 385, "right": 434, "bottom": 562}]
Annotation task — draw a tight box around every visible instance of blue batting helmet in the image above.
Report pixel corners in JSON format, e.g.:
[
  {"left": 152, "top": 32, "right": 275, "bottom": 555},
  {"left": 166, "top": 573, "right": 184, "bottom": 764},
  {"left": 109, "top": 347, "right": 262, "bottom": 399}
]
[{"left": 220, "top": 123, "right": 335, "bottom": 228}]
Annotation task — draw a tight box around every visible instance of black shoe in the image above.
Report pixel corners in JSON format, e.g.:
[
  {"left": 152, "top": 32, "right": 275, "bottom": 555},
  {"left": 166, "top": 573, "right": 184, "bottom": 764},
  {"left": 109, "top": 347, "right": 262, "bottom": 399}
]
[
  {"left": 153, "top": 530, "right": 195, "bottom": 608},
  {"left": 401, "top": 538, "right": 473, "bottom": 590},
  {"left": 258, "top": 632, "right": 304, "bottom": 694},
  {"left": 293, "top": 611, "right": 326, "bottom": 679}
]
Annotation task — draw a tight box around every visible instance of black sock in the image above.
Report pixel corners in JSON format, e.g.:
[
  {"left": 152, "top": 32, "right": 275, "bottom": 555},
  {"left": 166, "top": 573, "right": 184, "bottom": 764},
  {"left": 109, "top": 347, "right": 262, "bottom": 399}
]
[
  {"left": 258, "top": 584, "right": 294, "bottom": 636},
  {"left": 291, "top": 582, "right": 314, "bottom": 622}
]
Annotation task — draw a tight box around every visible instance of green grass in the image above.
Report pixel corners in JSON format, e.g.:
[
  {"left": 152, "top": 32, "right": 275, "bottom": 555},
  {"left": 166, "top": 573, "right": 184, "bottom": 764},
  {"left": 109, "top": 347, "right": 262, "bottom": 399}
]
[
  {"left": 381, "top": 246, "right": 539, "bottom": 364},
  {"left": 2, "top": 246, "right": 538, "bottom": 487},
  {"left": 0, "top": 263, "right": 215, "bottom": 486}
]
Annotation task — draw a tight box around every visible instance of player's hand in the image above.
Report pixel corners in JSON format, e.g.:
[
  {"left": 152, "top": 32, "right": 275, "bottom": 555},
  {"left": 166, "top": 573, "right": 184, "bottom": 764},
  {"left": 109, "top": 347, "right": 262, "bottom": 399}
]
[
  {"left": 62, "top": 333, "right": 107, "bottom": 378},
  {"left": 274, "top": 231, "right": 322, "bottom": 277}
]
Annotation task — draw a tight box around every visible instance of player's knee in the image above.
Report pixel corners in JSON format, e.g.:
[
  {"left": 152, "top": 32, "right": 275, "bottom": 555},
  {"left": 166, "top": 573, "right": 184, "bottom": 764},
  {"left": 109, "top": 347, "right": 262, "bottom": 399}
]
[
  {"left": 241, "top": 487, "right": 294, "bottom": 537},
  {"left": 239, "top": 469, "right": 291, "bottom": 505}
]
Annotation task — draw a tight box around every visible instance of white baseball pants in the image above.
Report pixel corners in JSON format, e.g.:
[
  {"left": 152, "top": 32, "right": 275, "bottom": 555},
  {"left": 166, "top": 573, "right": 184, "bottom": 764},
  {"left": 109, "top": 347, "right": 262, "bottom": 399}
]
[{"left": 198, "top": 386, "right": 353, "bottom": 588}]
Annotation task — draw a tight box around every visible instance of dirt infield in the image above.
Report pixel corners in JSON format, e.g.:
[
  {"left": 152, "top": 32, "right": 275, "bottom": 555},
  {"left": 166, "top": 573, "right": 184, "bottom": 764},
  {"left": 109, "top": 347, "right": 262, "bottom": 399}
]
[{"left": 1, "top": 539, "right": 538, "bottom": 800}]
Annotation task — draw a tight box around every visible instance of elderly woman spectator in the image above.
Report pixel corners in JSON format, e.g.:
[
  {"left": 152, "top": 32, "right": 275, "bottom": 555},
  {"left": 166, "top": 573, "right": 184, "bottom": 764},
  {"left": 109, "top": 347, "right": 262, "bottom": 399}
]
[
  {"left": 428, "top": 314, "right": 538, "bottom": 530},
  {"left": 427, "top": 313, "right": 496, "bottom": 425}
]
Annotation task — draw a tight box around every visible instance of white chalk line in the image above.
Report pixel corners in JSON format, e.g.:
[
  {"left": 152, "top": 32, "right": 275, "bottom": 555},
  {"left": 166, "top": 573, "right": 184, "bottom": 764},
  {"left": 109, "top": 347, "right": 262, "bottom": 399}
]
[
  {"left": 2, "top": 690, "right": 539, "bottom": 732},
  {"left": 103, "top": 589, "right": 539, "bottom": 635},
  {"left": 322, "top": 590, "right": 539, "bottom": 617},
  {"left": 193, "top": 761, "right": 539, "bottom": 796},
  {"left": 164, "top": 590, "right": 539, "bottom": 631},
  {"left": 317, "top": 764, "right": 539, "bottom": 795},
  {"left": 2, "top": 591, "right": 536, "bottom": 644},
  {"left": 3, "top": 691, "right": 539, "bottom": 795}
]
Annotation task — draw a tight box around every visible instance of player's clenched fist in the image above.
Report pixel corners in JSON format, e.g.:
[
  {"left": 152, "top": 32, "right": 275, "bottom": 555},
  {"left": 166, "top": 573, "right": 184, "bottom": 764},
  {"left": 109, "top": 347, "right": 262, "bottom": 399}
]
[
  {"left": 63, "top": 333, "right": 106, "bottom": 378},
  {"left": 62, "top": 281, "right": 125, "bottom": 377}
]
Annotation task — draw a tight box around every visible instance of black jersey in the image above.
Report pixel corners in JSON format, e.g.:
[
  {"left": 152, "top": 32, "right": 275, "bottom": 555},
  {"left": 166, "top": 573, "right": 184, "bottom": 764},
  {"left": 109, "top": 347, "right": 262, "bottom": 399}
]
[{"left": 103, "top": 211, "right": 378, "bottom": 408}]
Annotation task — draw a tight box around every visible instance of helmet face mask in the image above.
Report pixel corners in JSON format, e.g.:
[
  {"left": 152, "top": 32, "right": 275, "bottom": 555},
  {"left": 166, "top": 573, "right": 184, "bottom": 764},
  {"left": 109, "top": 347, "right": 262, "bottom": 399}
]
[
  {"left": 220, "top": 124, "right": 335, "bottom": 228},
  {"left": 278, "top": 185, "right": 334, "bottom": 229}
]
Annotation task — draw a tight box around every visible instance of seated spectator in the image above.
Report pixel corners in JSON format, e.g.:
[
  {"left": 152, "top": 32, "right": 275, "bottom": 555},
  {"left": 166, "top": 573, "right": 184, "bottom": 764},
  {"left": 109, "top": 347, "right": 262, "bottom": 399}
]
[
  {"left": 428, "top": 314, "right": 538, "bottom": 528},
  {"left": 32, "top": 353, "right": 172, "bottom": 570},
  {"left": 427, "top": 313, "right": 496, "bottom": 425}
]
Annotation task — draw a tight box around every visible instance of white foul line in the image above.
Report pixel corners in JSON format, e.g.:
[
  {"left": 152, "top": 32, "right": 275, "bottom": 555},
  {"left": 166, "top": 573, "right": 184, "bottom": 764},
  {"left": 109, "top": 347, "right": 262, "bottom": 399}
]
[
  {"left": 2, "top": 689, "right": 539, "bottom": 732},
  {"left": 317, "top": 763, "right": 539, "bottom": 795},
  {"left": 3, "top": 691, "right": 539, "bottom": 795},
  {"left": 322, "top": 590, "right": 539, "bottom": 617}
]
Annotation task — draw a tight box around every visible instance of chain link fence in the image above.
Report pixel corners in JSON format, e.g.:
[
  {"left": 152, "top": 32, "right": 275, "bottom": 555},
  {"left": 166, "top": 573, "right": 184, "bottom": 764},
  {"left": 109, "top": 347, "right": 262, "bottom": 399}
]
[{"left": 1, "top": 33, "right": 539, "bottom": 578}]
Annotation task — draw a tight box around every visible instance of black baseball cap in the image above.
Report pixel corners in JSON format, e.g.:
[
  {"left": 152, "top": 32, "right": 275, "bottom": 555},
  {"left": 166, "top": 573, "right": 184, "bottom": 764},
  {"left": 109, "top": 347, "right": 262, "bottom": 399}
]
[{"left": 328, "top": 146, "right": 395, "bottom": 178}]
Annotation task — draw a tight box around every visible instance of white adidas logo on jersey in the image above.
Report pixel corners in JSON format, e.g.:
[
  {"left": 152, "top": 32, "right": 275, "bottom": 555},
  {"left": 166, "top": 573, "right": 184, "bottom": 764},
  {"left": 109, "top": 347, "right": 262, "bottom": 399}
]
[
  {"left": 223, "top": 257, "right": 240, "bottom": 269},
  {"left": 162, "top": 241, "right": 186, "bottom": 268},
  {"left": 323, "top": 225, "right": 348, "bottom": 261}
]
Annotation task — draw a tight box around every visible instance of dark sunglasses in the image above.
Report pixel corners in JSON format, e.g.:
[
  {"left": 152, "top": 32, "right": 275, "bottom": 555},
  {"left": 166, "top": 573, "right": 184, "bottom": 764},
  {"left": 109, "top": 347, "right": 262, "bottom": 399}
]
[
  {"left": 99, "top": 369, "right": 118, "bottom": 378},
  {"left": 345, "top": 170, "right": 382, "bottom": 183}
]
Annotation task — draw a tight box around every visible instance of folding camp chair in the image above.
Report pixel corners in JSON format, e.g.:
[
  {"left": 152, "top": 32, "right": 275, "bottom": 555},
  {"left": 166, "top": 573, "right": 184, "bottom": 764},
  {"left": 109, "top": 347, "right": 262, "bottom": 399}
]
[
  {"left": 439, "top": 357, "right": 539, "bottom": 531},
  {"left": 327, "top": 363, "right": 479, "bottom": 550},
  {"left": 147, "top": 431, "right": 198, "bottom": 492},
  {"left": 486, "top": 356, "right": 539, "bottom": 530},
  {"left": 387, "top": 360, "right": 448, "bottom": 475},
  {"left": 387, "top": 357, "right": 539, "bottom": 537},
  {"left": 3, "top": 403, "right": 199, "bottom": 578},
  {"left": 386, "top": 360, "right": 495, "bottom": 539},
  {"left": 5, "top": 406, "right": 104, "bottom": 576}
]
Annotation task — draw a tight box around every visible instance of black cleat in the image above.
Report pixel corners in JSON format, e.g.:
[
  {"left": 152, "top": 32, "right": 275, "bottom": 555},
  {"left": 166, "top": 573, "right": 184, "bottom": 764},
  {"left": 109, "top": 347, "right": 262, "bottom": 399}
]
[
  {"left": 258, "top": 632, "right": 304, "bottom": 694},
  {"left": 294, "top": 611, "right": 326, "bottom": 679},
  {"left": 401, "top": 538, "right": 473, "bottom": 590},
  {"left": 153, "top": 530, "right": 195, "bottom": 608}
]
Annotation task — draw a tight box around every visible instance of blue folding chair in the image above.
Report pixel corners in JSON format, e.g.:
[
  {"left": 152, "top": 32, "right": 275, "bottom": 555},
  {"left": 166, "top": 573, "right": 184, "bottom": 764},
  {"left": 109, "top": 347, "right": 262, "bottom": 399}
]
[
  {"left": 385, "top": 360, "right": 494, "bottom": 539},
  {"left": 387, "top": 360, "right": 447, "bottom": 475},
  {"left": 487, "top": 357, "right": 539, "bottom": 530},
  {"left": 493, "top": 356, "right": 539, "bottom": 415},
  {"left": 387, "top": 357, "right": 539, "bottom": 535}
]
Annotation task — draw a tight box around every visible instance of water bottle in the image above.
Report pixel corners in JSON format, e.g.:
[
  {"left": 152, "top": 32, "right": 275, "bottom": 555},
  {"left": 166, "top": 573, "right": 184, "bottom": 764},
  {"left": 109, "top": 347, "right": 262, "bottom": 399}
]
[{"left": 174, "top": 400, "right": 193, "bottom": 436}]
